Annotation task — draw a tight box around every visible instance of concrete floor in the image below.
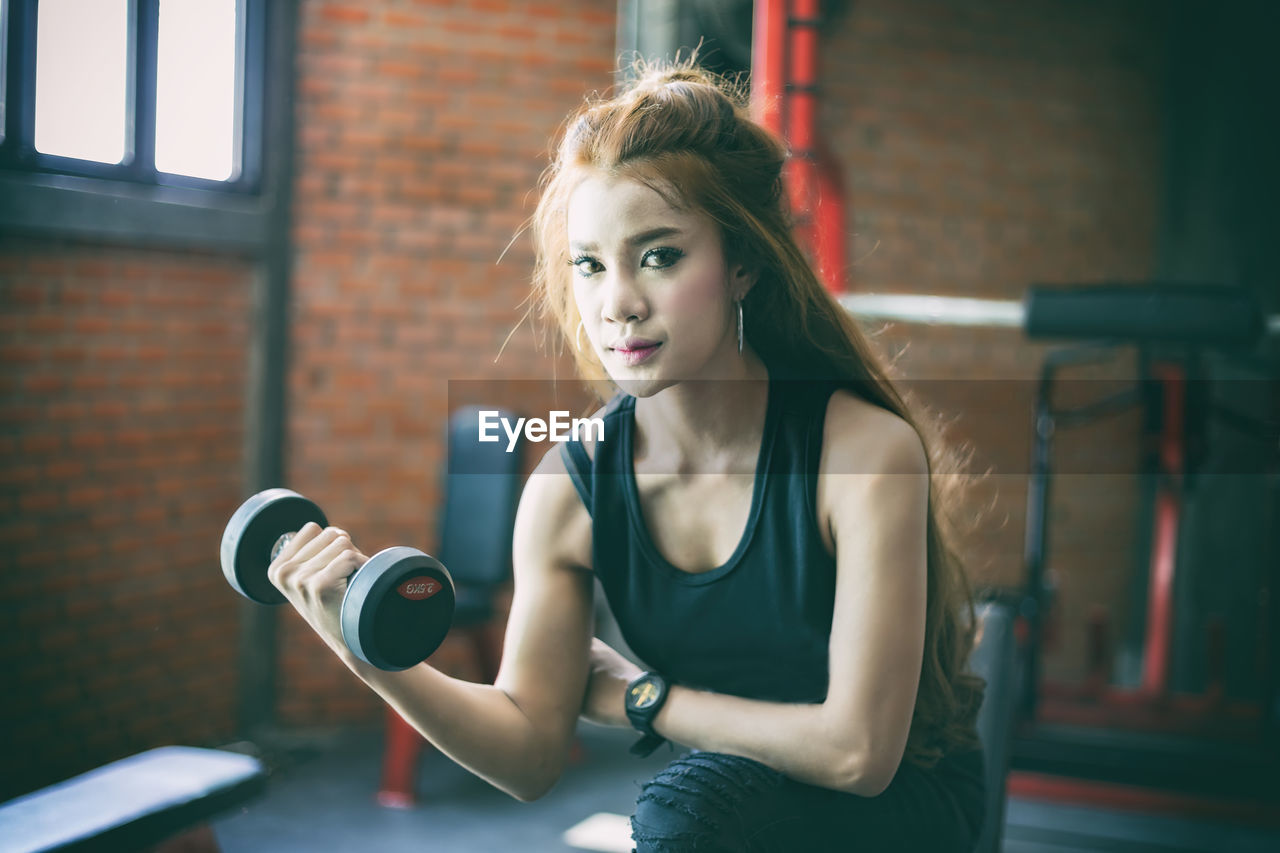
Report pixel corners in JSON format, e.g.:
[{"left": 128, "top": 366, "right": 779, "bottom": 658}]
[
  {"left": 212, "top": 724, "right": 670, "bottom": 853},
  {"left": 212, "top": 724, "right": 1280, "bottom": 853}
]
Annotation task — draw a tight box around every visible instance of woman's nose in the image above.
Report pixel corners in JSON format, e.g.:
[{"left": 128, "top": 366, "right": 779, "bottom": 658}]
[{"left": 600, "top": 269, "right": 648, "bottom": 325}]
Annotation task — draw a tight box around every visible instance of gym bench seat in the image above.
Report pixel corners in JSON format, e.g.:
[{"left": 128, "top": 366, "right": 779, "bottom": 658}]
[{"left": 0, "top": 746, "right": 266, "bottom": 853}]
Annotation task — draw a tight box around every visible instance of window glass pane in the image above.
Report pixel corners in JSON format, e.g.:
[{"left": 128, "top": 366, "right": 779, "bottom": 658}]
[
  {"left": 34, "top": 0, "right": 129, "bottom": 163},
  {"left": 155, "top": 0, "right": 240, "bottom": 181}
]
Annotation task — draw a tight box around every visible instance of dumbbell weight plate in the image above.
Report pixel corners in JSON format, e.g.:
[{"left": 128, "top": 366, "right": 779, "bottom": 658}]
[
  {"left": 220, "top": 489, "right": 328, "bottom": 605},
  {"left": 341, "top": 546, "right": 456, "bottom": 671}
]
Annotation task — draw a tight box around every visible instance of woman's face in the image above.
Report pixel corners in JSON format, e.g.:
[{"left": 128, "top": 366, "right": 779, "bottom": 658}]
[{"left": 566, "top": 172, "right": 751, "bottom": 397}]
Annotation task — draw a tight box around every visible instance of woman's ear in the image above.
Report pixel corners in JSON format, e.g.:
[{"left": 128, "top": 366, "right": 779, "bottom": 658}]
[{"left": 729, "top": 261, "right": 758, "bottom": 300}]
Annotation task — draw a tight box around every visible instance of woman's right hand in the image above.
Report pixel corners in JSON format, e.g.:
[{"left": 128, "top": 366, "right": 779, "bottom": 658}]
[{"left": 267, "top": 522, "right": 368, "bottom": 661}]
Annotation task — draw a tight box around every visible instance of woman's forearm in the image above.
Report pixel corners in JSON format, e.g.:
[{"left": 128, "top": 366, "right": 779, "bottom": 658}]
[
  {"left": 652, "top": 686, "right": 891, "bottom": 796},
  {"left": 344, "top": 654, "right": 567, "bottom": 802}
]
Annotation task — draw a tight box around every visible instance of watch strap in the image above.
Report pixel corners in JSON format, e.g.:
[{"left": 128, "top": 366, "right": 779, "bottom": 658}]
[
  {"left": 625, "top": 672, "right": 671, "bottom": 758},
  {"left": 629, "top": 731, "right": 666, "bottom": 757}
]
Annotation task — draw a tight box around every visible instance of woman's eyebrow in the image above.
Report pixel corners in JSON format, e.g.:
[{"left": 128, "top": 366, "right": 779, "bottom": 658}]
[{"left": 570, "top": 226, "right": 684, "bottom": 253}]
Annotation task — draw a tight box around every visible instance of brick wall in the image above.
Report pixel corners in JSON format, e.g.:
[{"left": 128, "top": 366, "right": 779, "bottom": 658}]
[
  {"left": 823, "top": 0, "right": 1170, "bottom": 679},
  {"left": 276, "top": 0, "right": 618, "bottom": 723},
  {"left": 0, "top": 239, "right": 253, "bottom": 797}
]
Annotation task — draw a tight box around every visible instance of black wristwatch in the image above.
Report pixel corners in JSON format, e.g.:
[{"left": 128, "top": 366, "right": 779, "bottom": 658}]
[{"left": 625, "top": 672, "right": 671, "bottom": 757}]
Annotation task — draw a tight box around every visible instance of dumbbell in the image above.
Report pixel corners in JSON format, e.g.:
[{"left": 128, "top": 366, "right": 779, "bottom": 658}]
[{"left": 220, "top": 488, "right": 455, "bottom": 671}]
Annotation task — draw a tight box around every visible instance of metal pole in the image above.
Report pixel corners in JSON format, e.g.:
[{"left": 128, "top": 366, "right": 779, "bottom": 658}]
[{"left": 237, "top": 0, "right": 299, "bottom": 738}]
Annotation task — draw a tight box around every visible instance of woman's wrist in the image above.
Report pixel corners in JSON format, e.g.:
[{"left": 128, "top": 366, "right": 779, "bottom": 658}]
[{"left": 652, "top": 682, "right": 690, "bottom": 743}]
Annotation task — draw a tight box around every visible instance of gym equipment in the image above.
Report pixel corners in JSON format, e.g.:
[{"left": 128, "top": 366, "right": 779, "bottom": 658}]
[
  {"left": 1023, "top": 283, "right": 1264, "bottom": 346},
  {"left": 0, "top": 746, "right": 265, "bottom": 853},
  {"left": 221, "top": 488, "right": 455, "bottom": 671},
  {"left": 1016, "top": 282, "right": 1279, "bottom": 798}
]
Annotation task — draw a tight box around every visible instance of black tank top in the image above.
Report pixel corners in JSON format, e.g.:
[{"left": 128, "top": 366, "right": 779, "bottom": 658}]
[{"left": 560, "top": 378, "right": 840, "bottom": 703}]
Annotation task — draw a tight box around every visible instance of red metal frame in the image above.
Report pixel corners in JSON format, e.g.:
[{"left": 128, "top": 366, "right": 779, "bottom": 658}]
[
  {"left": 378, "top": 707, "right": 424, "bottom": 809},
  {"left": 750, "top": 0, "right": 787, "bottom": 139},
  {"left": 751, "top": 0, "right": 848, "bottom": 293},
  {"left": 1007, "top": 771, "right": 1280, "bottom": 828},
  {"left": 1141, "top": 363, "right": 1184, "bottom": 698},
  {"left": 814, "top": 141, "right": 848, "bottom": 292}
]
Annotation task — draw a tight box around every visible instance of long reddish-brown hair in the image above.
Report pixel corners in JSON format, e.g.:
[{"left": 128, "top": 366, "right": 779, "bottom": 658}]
[{"left": 529, "top": 59, "right": 984, "bottom": 768}]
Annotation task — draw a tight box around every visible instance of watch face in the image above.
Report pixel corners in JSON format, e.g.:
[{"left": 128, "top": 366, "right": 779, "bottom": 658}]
[{"left": 629, "top": 678, "right": 661, "bottom": 709}]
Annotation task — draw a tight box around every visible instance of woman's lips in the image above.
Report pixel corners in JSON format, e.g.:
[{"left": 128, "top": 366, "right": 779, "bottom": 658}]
[{"left": 613, "top": 342, "right": 661, "bottom": 366}]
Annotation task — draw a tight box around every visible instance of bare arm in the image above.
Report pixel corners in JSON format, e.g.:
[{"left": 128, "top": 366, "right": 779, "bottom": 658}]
[
  {"left": 270, "top": 447, "right": 595, "bottom": 801},
  {"left": 583, "top": 392, "right": 929, "bottom": 796}
]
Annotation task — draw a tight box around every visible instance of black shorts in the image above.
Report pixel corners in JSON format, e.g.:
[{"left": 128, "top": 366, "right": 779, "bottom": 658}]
[{"left": 630, "top": 748, "right": 985, "bottom": 852}]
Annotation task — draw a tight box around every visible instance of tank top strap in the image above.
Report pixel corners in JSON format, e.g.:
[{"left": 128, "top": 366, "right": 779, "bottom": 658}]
[
  {"left": 559, "top": 440, "right": 592, "bottom": 506},
  {"left": 558, "top": 392, "right": 631, "bottom": 515}
]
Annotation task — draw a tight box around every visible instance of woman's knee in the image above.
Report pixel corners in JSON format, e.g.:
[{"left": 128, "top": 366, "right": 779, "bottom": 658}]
[{"left": 631, "top": 753, "right": 783, "bottom": 853}]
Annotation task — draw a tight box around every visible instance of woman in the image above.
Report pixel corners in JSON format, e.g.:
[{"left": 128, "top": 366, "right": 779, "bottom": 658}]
[{"left": 270, "top": 61, "right": 986, "bottom": 852}]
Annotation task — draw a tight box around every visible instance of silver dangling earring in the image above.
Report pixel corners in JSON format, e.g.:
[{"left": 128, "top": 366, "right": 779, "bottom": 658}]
[
  {"left": 575, "top": 320, "right": 586, "bottom": 353},
  {"left": 736, "top": 299, "right": 744, "bottom": 354}
]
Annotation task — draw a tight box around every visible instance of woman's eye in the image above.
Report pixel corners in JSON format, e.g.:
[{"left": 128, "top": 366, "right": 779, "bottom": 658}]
[
  {"left": 569, "top": 255, "right": 602, "bottom": 277},
  {"left": 642, "top": 247, "right": 683, "bottom": 269}
]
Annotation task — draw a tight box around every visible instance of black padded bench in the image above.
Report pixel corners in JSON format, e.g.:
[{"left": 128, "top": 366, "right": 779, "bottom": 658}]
[{"left": 0, "top": 746, "right": 266, "bottom": 853}]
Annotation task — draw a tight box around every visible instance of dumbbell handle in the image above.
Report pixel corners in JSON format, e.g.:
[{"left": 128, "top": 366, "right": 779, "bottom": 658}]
[
  {"left": 268, "top": 529, "right": 384, "bottom": 578},
  {"left": 267, "top": 527, "right": 352, "bottom": 565},
  {"left": 270, "top": 532, "right": 296, "bottom": 564},
  {"left": 265, "top": 525, "right": 448, "bottom": 611}
]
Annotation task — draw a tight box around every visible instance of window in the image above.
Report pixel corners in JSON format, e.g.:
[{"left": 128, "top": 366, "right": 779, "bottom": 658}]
[
  {"left": 0, "top": 0, "right": 290, "bottom": 252},
  {"left": 1, "top": 0, "right": 263, "bottom": 192}
]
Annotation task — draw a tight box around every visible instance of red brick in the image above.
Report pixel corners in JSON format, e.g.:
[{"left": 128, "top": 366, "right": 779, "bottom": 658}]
[
  {"left": 384, "top": 10, "right": 427, "bottom": 29},
  {"left": 376, "top": 60, "right": 422, "bottom": 80},
  {"left": 319, "top": 5, "right": 370, "bottom": 25},
  {"left": 45, "top": 459, "right": 87, "bottom": 480},
  {"left": 23, "top": 374, "right": 67, "bottom": 393}
]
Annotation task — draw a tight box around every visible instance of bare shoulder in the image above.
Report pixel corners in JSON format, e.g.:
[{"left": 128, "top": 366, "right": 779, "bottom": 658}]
[
  {"left": 513, "top": 440, "right": 594, "bottom": 573},
  {"left": 820, "top": 388, "right": 928, "bottom": 479},
  {"left": 815, "top": 389, "right": 930, "bottom": 554}
]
